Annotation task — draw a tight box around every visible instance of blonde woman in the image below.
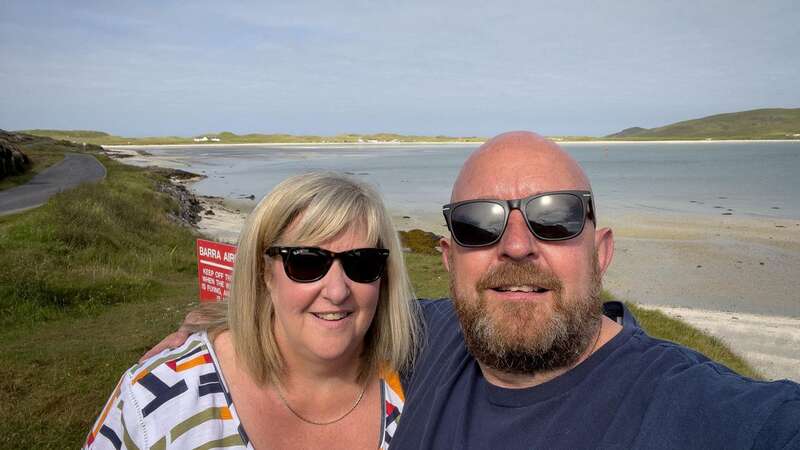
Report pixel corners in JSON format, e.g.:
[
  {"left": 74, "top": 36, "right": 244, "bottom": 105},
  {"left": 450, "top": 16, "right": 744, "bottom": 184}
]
[{"left": 85, "top": 173, "right": 420, "bottom": 449}]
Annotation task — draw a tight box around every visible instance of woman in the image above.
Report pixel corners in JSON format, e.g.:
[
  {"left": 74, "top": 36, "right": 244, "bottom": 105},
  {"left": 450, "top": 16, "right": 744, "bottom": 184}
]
[{"left": 85, "top": 173, "right": 420, "bottom": 449}]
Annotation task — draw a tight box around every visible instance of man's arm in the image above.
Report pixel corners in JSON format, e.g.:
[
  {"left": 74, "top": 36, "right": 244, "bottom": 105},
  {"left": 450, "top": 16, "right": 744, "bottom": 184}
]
[{"left": 139, "top": 301, "right": 228, "bottom": 362}]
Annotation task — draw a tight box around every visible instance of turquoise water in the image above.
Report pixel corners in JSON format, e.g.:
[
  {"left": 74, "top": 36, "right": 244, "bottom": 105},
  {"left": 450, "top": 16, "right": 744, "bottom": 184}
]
[{"left": 140, "top": 141, "right": 800, "bottom": 221}]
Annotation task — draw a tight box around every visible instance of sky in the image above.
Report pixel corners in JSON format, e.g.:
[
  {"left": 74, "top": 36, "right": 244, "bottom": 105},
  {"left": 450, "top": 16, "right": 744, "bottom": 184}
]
[{"left": 1, "top": 1, "right": 798, "bottom": 137}]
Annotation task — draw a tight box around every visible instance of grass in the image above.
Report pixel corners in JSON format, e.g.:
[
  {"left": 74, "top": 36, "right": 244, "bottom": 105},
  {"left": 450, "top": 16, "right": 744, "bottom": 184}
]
[
  {"left": 0, "top": 155, "right": 197, "bottom": 328},
  {"left": 606, "top": 107, "right": 800, "bottom": 140},
  {"left": 0, "top": 140, "right": 200, "bottom": 448},
  {"left": 0, "top": 136, "right": 762, "bottom": 448}
]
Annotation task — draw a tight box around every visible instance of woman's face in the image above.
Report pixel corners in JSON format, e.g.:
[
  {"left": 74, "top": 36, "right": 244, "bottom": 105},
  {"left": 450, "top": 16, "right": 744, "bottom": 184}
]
[{"left": 267, "top": 226, "right": 382, "bottom": 367}]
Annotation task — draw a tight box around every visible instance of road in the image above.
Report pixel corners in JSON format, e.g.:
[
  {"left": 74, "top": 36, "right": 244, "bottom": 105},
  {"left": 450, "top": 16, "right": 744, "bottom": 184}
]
[{"left": 0, "top": 153, "right": 106, "bottom": 215}]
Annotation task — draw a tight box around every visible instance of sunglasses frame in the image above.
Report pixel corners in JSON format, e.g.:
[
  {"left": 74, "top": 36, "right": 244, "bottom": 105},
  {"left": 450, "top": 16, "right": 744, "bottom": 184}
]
[
  {"left": 442, "top": 190, "right": 595, "bottom": 247},
  {"left": 266, "top": 246, "right": 390, "bottom": 283}
]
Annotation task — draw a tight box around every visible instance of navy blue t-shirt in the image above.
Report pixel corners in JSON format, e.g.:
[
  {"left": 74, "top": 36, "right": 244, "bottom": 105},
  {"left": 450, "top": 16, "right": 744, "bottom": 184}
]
[{"left": 391, "top": 299, "right": 800, "bottom": 449}]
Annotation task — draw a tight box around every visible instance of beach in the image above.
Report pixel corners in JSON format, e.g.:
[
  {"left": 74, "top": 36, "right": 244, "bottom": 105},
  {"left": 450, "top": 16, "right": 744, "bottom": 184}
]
[{"left": 110, "top": 145, "right": 800, "bottom": 382}]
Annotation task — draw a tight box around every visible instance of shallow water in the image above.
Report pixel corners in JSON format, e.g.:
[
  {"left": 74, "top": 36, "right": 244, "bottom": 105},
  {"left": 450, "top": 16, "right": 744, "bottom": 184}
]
[{"left": 132, "top": 141, "right": 800, "bottom": 222}]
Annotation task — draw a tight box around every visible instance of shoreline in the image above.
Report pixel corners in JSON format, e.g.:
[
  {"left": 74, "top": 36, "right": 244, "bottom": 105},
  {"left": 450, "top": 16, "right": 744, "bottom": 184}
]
[{"left": 103, "top": 138, "right": 800, "bottom": 149}]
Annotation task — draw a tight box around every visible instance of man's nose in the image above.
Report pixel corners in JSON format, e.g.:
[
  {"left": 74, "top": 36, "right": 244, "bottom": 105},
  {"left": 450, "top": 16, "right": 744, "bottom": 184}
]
[
  {"left": 498, "top": 209, "right": 539, "bottom": 260},
  {"left": 320, "top": 260, "right": 350, "bottom": 304}
]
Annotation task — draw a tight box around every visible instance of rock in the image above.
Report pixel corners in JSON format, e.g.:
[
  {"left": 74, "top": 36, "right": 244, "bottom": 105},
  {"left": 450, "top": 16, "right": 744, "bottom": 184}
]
[
  {"left": 398, "top": 229, "right": 442, "bottom": 255},
  {"left": 155, "top": 169, "right": 203, "bottom": 227},
  {"left": 0, "top": 130, "right": 31, "bottom": 179},
  {"left": 205, "top": 209, "right": 215, "bottom": 216}
]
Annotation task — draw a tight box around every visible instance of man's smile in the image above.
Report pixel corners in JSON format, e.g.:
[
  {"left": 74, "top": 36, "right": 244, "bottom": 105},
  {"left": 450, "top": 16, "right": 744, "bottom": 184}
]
[{"left": 492, "top": 285, "right": 550, "bottom": 294}]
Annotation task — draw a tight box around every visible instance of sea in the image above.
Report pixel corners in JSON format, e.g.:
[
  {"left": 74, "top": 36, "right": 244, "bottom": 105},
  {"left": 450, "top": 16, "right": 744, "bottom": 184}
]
[{"left": 129, "top": 141, "right": 800, "bottom": 223}]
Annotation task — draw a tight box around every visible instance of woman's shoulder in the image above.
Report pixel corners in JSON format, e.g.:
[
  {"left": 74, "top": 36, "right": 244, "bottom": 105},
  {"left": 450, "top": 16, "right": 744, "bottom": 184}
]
[
  {"left": 125, "top": 331, "right": 227, "bottom": 412},
  {"left": 132, "top": 331, "right": 216, "bottom": 382},
  {"left": 85, "top": 332, "right": 247, "bottom": 449}
]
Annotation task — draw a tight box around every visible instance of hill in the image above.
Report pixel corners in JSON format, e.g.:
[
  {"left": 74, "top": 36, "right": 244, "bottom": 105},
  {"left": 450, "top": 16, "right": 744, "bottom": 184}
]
[{"left": 606, "top": 108, "right": 800, "bottom": 140}]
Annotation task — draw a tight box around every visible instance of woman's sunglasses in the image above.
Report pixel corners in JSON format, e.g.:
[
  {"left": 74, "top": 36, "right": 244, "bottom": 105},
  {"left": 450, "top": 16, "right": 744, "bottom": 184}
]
[
  {"left": 442, "top": 190, "right": 595, "bottom": 247},
  {"left": 266, "top": 247, "right": 390, "bottom": 283}
]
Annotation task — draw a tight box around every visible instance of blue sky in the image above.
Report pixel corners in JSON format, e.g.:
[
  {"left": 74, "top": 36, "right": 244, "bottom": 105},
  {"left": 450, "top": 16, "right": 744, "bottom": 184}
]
[{"left": 1, "top": 1, "right": 798, "bottom": 137}]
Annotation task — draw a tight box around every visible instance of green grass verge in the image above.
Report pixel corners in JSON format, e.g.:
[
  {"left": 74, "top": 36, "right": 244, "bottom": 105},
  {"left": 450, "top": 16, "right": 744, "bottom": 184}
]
[
  {"left": 0, "top": 140, "right": 761, "bottom": 448},
  {"left": 0, "top": 155, "right": 197, "bottom": 328},
  {"left": 0, "top": 142, "right": 201, "bottom": 448}
]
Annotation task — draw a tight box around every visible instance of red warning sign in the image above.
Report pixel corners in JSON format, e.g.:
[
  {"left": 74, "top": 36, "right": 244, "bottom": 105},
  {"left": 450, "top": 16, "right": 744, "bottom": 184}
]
[{"left": 196, "top": 239, "right": 237, "bottom": 302}]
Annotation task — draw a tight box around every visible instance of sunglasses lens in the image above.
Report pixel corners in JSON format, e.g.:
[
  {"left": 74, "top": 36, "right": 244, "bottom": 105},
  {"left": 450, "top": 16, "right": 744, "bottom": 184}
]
[
  {"left": 450, "top": 202, "right": 506, "bottom": 246},
  {"left": 525, "top": 193, "right": 585, "bottom": 240},
  {"left": 285, "top": 248, "right": 332, "bottom": 282},
  {"left": 341, "top": 249, "right": 388, "bottom": 283}
]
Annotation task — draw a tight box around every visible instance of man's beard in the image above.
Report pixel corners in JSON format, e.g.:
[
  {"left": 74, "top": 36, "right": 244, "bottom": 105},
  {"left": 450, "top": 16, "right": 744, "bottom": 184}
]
[{"left": 451, "top": 257, "right": 603, "bottom": 376}]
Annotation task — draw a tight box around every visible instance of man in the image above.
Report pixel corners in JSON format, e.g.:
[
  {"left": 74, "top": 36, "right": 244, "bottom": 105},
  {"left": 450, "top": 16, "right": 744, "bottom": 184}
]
[
  {"left": 388, "top": 131, "right": 799, "bottom": 449},
  {"left": 151, "top": 132, "right": 800, "bottom": 448}
]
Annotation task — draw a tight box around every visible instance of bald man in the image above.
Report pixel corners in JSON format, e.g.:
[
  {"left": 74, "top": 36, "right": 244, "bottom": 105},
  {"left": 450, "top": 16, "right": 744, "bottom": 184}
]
[
  {"left": 150, "top": 132, "right": 800, "bottom": 449},
  {"left": 388, "top": 132, "right": 799, "bottom": 449}
]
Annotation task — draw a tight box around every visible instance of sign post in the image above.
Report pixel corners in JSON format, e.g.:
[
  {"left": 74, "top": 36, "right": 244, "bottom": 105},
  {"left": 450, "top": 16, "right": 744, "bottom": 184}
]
[{"left": 196, "top": 239, "right": 237, "bottom": 302}]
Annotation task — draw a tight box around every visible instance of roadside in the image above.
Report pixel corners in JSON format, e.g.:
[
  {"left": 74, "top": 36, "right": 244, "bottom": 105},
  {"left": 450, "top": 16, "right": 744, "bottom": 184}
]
[{"left": 0, "top": 153, "right": 106, "bottom": 215}]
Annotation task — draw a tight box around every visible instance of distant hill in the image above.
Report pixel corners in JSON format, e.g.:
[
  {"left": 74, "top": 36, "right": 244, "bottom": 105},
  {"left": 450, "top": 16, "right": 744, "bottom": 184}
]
[{"left": 606, "top": 108, "right": 800, "bottom": 140}]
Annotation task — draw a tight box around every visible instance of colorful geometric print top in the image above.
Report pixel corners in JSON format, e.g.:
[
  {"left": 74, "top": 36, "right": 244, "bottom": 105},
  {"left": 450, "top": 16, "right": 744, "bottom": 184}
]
[{"left": 84, "top": 332, "right": 405, "bottom": 449}]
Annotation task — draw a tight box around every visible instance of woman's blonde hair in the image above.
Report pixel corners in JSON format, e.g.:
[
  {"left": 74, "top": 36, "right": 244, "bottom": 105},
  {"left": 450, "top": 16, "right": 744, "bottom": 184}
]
[{"left": 226, "top": 172, "right": 419, "bottom": 385}]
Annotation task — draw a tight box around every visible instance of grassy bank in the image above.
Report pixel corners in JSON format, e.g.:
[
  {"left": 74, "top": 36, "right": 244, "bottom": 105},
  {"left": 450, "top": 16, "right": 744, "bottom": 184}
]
[
  {"left": 0, "top": 155, "right": 197, "bottom": 327},
  {"left": 1, "top": 141, "right": 760, "bottom": 448},
  {"left": 0, "top": 143, "right": 201, "bottom": 448}
]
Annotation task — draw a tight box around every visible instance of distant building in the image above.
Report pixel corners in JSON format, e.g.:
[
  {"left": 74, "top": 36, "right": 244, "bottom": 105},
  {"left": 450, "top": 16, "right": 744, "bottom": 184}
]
[{"left": 193, "top": 136, "right": 209, "bottom": 142}]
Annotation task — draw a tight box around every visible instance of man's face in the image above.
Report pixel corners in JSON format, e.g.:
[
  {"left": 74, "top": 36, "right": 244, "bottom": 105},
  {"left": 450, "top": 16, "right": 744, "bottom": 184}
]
[
  {"left": 442, "top": 133, "right": 612, "bottom": 375},
  {"left": 448, "top": 251, "right": 603, "bottom": 374}
]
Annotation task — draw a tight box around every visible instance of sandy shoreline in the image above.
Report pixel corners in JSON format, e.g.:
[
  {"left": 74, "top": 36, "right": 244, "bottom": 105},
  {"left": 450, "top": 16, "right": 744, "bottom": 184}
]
[{"left": 117, "top": 148, "right": 800, "bottom": 382}]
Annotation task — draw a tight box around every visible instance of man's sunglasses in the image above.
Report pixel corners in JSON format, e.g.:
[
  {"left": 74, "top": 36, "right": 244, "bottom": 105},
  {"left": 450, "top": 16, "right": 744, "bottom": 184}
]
[
  {"left": 442, "top": 190, "right": 595, "bottom": 247},
  {"left": 266, "top": 247, "right": 390, "bottom": 283}
]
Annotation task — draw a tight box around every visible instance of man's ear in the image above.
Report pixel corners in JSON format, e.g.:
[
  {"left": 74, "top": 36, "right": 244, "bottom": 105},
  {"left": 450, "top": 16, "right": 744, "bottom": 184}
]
[
  {"left": 594, "top": 227, "right": 614, "bottom": 277},
  {"left": 440, "top": 237, "right": 452, "bottom": 272}
]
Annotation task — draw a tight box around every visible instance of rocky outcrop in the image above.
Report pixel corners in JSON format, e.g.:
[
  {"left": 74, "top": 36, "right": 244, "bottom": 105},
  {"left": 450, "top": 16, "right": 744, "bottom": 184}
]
[
  {"left": 0, "top": 130, "right": 31, "bottom": 179},
  {"left": 154, "top": 168, "right": 203, "bottom": 227}
]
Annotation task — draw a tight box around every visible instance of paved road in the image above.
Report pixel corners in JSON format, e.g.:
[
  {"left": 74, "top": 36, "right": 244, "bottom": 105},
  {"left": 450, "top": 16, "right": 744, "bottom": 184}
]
[{"left": 0, "top": 153, "right": 106, "bottom": 216}]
